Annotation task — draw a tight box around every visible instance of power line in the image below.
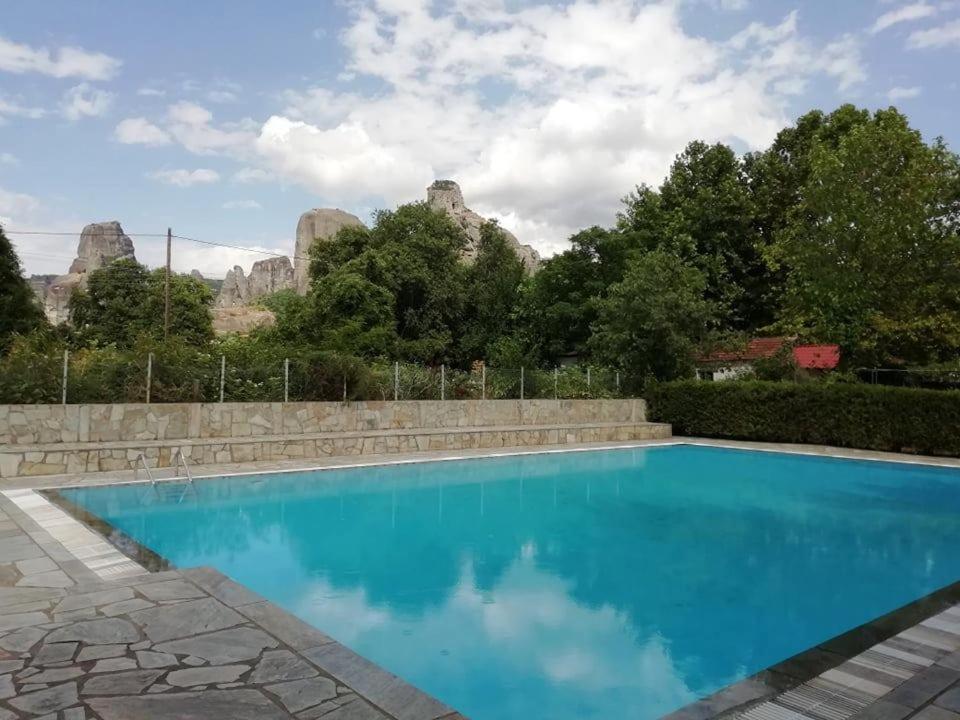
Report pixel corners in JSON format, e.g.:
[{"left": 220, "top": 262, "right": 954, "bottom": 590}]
[
  {"left": 172, "top": 235, "right": 310, "bottom": 262},
  {"left": 7, "top": 229, "right": 309, "bottom": 263},
  {"left": 7, "top": 230, "right": 171, "bottom": 238}
]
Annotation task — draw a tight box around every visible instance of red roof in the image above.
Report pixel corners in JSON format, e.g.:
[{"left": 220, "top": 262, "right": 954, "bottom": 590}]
[
  {"left": 792, "top": 344, "right": 840, "bottom": 370},
  {"left": 699, "top": 337, "right": 786, "bottom": 363},
  {"left": 698, "top": 337, "right": 840, "bottom": 370}
]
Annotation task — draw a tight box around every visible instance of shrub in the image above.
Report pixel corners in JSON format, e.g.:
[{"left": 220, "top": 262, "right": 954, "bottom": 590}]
[{"left": 647, "top": 380, "right": 960, "bottom": 457}]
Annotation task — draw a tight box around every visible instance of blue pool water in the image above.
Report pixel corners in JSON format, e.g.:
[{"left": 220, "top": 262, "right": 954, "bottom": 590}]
[{"left": 61, "top": 445, "right": 960, "bottom": 720}]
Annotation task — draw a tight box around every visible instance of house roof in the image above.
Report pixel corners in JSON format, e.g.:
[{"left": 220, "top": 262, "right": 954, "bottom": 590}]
[
  {"left": 699, "top": 337, "right": 786, "bottom": 363},
  {"left": 697, "top": 337, "right": 840, "bottom": 370},
  {"left": 792, "top": 344, "right": 840, "bottom": 370}
]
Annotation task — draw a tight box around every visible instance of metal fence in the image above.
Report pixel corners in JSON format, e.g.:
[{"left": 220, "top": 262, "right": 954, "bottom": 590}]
[
  {"left": 856, "top": 367, "right": 960, "bottom": 391},
  {"left": 0, "top": 352, "right": 638, "bottom": 405}
]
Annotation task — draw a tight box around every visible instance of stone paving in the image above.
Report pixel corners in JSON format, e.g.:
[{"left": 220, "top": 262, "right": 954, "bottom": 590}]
[
  {"left": 0, "top": 491, "right": 464, "bottom": 720},
  {"left": 725, "top": 606, "right": 960, "bottom": 720}
]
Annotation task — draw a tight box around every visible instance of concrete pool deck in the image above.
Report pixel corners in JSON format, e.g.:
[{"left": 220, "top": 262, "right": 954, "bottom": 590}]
[{"left": 2, "top": 438, "right": 960, "bottom": 720}]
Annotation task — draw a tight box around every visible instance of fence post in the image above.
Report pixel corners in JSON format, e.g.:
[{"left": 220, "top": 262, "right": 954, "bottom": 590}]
[
  {"left": 284, "top": 358, "right": 290, "bottom": 403},
  {"left": 441, "top": 364, "right": 445, "bottom": 401},
  {"left": 343, "top": 375, "right": 347, "bottom": 403},
  {"left": 520, "top": 366, "right": 525, "bottom": 401},
  {"left": 219, "top": 355, "right": 226, "bottom": 403},
  {"left": 587, "top": 366, "right": 591, "bottom": 388},
  {"left": 146, "top": 353, "right": 153, "bottom": 404},
  {"left": 554, "top": 367, "right": 558, "bottom": 400},
  {"left": 616, "top": 370, "right": 620, "bottom": 396},
  {"left": 61, "top": 350, "right": 69, "bottom": 405},
  {"left": 394, "top": 361, "right": 399, "bottom": 401},
  {"left": 481, "top": 364, "right": 486, "bottom": 400}
]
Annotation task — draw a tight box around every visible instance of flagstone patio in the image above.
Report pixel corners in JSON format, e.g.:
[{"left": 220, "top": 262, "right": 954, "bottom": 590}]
[{"left": 0, "top": 489, "right": 464, "bottom": 720}]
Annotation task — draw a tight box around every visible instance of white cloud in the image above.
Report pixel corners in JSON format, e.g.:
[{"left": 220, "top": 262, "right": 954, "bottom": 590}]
[
  {"left": 256, "top": 116, "right": 433, "bottom": 205},
  {"left": 870, "top": 2, "right": 938, "bottom": 34},
  {"left": 0, "top": 152, "right": 17, "bottom": 165},
  {"left": 207, "top": 90, "right": 238, "bottom": 103},
  {"left": 0, "top": 95, "right": 45, "bottom": 120},
  {"left": 887, "top": 85, "right": 922, "bottom": 99},
  {"left": 149, "top": 168, "right": 221, "bottom": 187},
  {"left": 205, "top": 80, "right": 241, "bottom": 104},
  {"left": 0, "top": 35, "right": 121, "bottom": 80},
  {"left": 818, "top": 35, "right": 867, "bottom": 90},
  {"left": 908, "top": 18, "right": 960, "bottom": 47},
  {"left": 0, "top": 186, "right": 41, "bottom": 222},
  {"left": 114, "top": 117, "right": 171, "bottom": 146},
  {"left": 239, "top": 2, "right": 868, "bottom": 256},
  {"left": 61, "top": 83, "right": 114, "bottom": 120},
  {"left": 222, "top": 199, "right": 262, "bottom": 209},
  {"left": 166, "top": 101, "right": 257, "bottom": 157},
  {"left": 232, "top": 167, "right": 275, "bottom": 183},
  {"left": 137, "top": 87, "right": 166, "bottom": 97},
  {"left": 136, "top": 2, "right": 868, "bottom": 256}
]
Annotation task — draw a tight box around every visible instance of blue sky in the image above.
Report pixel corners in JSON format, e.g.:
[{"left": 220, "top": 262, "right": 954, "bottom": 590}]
[{"left": 2, "top": 0, "right": 958, "bottom": 277}]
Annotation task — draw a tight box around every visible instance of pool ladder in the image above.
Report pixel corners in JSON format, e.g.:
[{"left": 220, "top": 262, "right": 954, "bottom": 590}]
[{"left": 133, "top": 451, "right": 196, "bottom": 503}]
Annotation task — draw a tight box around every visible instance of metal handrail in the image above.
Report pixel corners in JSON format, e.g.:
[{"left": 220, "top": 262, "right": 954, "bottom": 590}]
[
  {"left": 172, "top": 449, "right": 194, "bottom": 485},
  {"left": 133, "top": 453, "right": 156, "bottom": 486}
]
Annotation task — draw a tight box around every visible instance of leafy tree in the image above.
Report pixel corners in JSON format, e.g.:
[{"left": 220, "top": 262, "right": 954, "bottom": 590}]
[
  {"left": 772, "top": 108, "right": 960, "bottom": 366},
  {"left": 70, "top": 259, "right": 152, "bottom": 347},
  {"left": 308, "top": 203, "right": 468, "bottom": 362},
  {"left": 70, "top": 259, "right": 213, "bottom": 348},
  {"left": 144, "top": 269, "right": 214, "bottom": 346},
  {"left": 258, "top": 289, "right": 311, "bottom": 344},
  {"left": 310, "top": 272, "right": 397, "bottom": 357},
  {"left": 744, "top": 105, "right": 872, "bottom": 246},
  {"left": 620, "top": 142, "right": 768, "bottom": 330},
  {"left": 512, "top": 227, "right": 630, "bottom": 364},
  {"left": 0, "top": 225, "right": 45, "bottom": 352},
  {"left": 589, "top": 250, "right": 714, "bottom": 381},
  {"left": 457, "top": 222, "right": 526, "bottom": 362}
]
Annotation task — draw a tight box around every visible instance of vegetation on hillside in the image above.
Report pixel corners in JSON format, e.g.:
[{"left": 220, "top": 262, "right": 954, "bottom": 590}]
[{"left": 1, "top": 104, "right": 959, "bottom": 398}]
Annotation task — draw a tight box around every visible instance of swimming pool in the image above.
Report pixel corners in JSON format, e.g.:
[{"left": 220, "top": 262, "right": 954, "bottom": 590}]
[{"left": 59, "top": 444, "right": 960, "bottom": 720}]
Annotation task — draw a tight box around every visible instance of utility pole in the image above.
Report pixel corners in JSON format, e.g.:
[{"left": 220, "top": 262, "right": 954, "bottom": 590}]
[{"left": 163, "top": 227, "right": 172, "bottom": 338}]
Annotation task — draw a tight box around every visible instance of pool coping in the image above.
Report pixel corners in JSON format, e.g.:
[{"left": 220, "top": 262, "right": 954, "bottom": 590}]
[
  {"left": 0, "top": 487, "right": 465, "bottom": 720},
  {"left": 6, "top": 437, "right": 960, "bottom": 720}
]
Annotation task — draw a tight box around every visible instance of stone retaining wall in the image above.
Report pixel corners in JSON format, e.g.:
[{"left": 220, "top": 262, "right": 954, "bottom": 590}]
[
  {"left": 0, "top": 399, "right": 646, "bottom": 446},
  {"left": 9, "top": 422, "right": 670, "bottom": 478}
]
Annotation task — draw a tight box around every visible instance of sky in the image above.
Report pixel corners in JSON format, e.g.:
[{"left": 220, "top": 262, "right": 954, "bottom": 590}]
[{"left": 2, "top": 0, "right": 958, "bottom": 279}]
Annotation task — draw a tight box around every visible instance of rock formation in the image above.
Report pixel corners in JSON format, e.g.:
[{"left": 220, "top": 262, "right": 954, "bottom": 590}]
[
  {"left": 32, "top": 221, "right": 137, "bottom": 324},
  {"left": 294, "top": 209, "right": 365, "bottom": 294},
  {"left": 68, "top": 221, "right": 136, "bottom": 274},
  {"left": 212, "top": 307, "right": 276, "bottom": 335},
  {"left": 427, "top": 180, "right": 541, "bottom": 272},
  {"left": 215, "top": 256, "right": 294, "bottom": 308}
]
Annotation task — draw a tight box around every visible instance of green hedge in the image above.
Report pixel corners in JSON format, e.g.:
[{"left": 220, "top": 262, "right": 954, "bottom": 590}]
[{"left": 647, "top": 380, "right": 960, "bottom": 457}]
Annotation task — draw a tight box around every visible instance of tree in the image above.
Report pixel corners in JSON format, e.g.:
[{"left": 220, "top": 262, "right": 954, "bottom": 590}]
[
  {"left": 70, "top": 259, "right": 152, "bottom": 347},
  {"left": 70, "top": 259, "right": 213, "bottom": 348},
  {"left": 0, "top": 225, "right": 45, "bottom": 351},
  {"left": 620, "top": 142, "right": 769, "bottom": 330},
  {"left": 310, "top": 272, "right": 397, "bottom": 357},
  {"left": 512, "top": 226, "right": 633, "bottom": 364},
  {"left": 144, "top": 269, "right": 214, "bottom": 346},
  {"left": 307, "top": 203, "right": 468, "bottom": 363},
  {"left": 589, "top": 251, "right": 714, "bottom": 381},
  {"left": 457, "top": 222, "right": 526, "bottom": 362},
  {"left": 258, "top": 289, "right": 311, "bottom": 344},
  {"left": 772, "top": 108, "right": 960, "bottom": 366}
]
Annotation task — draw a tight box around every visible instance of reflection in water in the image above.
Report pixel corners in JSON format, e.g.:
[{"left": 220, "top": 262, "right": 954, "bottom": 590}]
[{"left": 63, "top": 446, "right": 960, "bottom": 720}]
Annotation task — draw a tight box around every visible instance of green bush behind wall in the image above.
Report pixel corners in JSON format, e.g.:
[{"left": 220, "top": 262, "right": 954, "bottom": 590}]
[{"left": 647, "top": 380, "right": 960, "bottom": 457}]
